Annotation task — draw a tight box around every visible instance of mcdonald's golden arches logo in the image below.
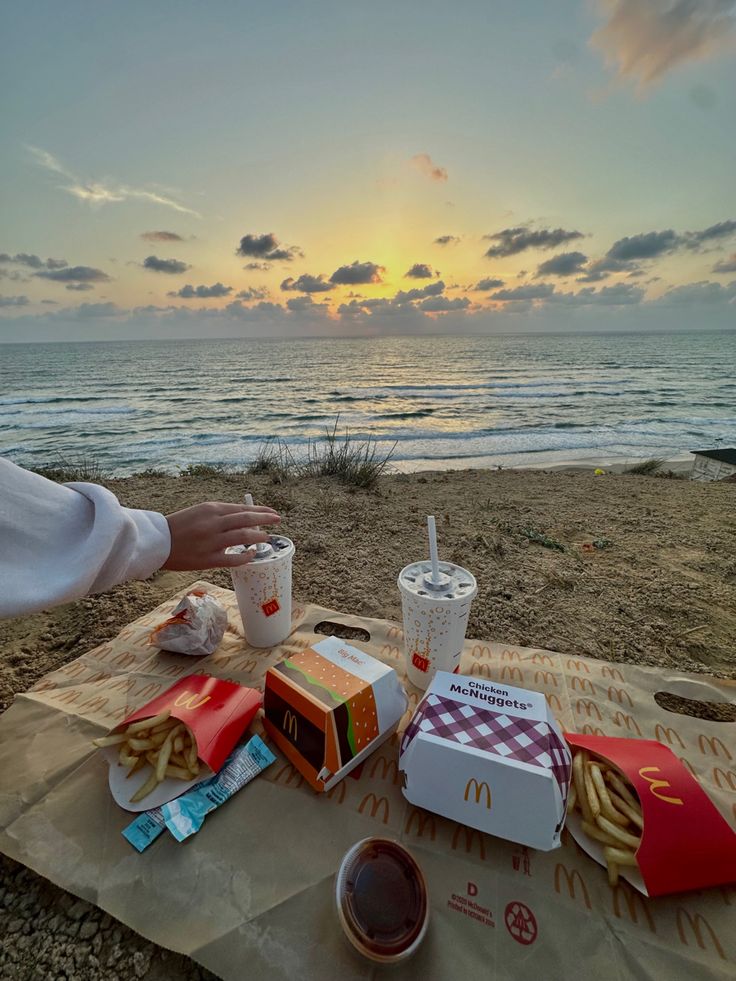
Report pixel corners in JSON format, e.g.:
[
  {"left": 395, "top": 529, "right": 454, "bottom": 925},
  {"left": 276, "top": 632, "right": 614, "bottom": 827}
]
[
  {"left": 282, "top": 709, "right": 298, "bottom": 741},
  {"left": 532, "top": 652, "right": 553, "bottom": 666},
  {"left": 501, "top": 649, "right": 521, "bottom": 662},
  {"left": 451, "top": 824, "right": 487, "bottom": 859},
  {"left": 601, "top": 666, "right": 624, "bottom": 682},
  {"left": 612, "top": 884, "right": 655, "bottom": 933},
  {"left": 471, "top": 662, "right": 493, "bottom": 679},
  {"left": 173, "top": 691, "right": 212, "bottom": 711},
  {"left": 613, "top": 712, "right": 641, "bottom": 735},
  {"left": 638, "top": 766, "right": 683, "bottom": 806},
  {"left": 545, "top": 693, "right": 562, "bottom": 713},
  {"left": 359, "top": 793, "right": 390, "bottom": 824},
  {"left": 575, "top": 699, "right": 602, "bottom": 720},
  {"left": 571, "top": 677, "right": 595, "bottom": 694},
  {"left": 566, "top": 658, "right": 590, "bottom": 674},
  {"left": 405, "top": 809, "right": 436, "bottom": 839},
  {"left": 501, "top": 665, "right": 523, "bottom": 683},
  {"left": 464, "top": 778, "right": 492, "bottom": 809},
  {"left": 553, "top": 864, "right": 592, "bottom": 909},
  {"left": 607, "top": 686, "right": 633, "bottom": 707},
  {"left": 654, "top": 724, "right": 685, "bottom": 748},
  {"left": 713, "top": 767, "right": 736, "bottom": 792},
  {"left": 534, "top": 670, "right": 557, "bottom": 687},
  {"left": 697, "top": 735, "right": 732, "bottom": 761},
  {"left": 370, "top": 756, "right": 400, "bottom": 784},
  {"left": 676, "top": 909, "right": 725, "bottom": 960},
  {"left": 581, "top": 724, "right": 605, "bottom": 736}
]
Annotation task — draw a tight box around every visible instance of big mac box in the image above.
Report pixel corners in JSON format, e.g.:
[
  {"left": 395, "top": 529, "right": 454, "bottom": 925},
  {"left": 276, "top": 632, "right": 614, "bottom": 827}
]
[
  {"left": 565, "top": 734, "right": 736, "bottom": 897},
  {"left": 399, "top": 671, "right": 572, "bottom": 850},
  {"left": 96, "top": 674, "right": 262, "bottom": 812},
  {"left": 263, "top": 637, "right": 408, "bottom": 792}
]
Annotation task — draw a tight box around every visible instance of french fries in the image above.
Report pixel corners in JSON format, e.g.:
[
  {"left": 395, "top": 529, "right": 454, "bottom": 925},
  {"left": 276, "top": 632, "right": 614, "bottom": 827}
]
[
  {"left": 567, "top": 748, "right": 643, "bottom": 887},
  {"left": 93, "top": 710, "right": 200, "bottom": 803}
]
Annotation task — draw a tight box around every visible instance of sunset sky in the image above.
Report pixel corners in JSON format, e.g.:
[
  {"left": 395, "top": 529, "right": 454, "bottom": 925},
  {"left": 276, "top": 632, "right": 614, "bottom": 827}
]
[{"left": 1, "top": 1, "right": 735, "bottom": 340}]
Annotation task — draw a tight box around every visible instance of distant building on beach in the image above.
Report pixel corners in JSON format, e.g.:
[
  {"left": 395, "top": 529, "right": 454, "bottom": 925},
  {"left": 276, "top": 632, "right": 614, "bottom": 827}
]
[{"left": 690, "top": 448, "right": 736, "bottom": 482}]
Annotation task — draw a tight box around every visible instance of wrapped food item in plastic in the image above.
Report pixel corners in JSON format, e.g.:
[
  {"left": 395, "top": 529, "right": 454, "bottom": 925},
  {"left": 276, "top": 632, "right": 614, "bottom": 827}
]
[{"left": 149, "top": 589, "right": 228, "bottom": 656}]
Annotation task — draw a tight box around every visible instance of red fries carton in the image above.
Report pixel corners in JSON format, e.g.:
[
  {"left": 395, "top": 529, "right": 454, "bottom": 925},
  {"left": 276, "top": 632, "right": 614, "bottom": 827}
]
[
  {"left": 263, "top": 637, "right": 407, "bottom": 792},
  {"left": 566, "top": 734, "right": 736, "bottom": 897},
  {"left": 103, "top": 674, "right": 261, "bottom": 812}
]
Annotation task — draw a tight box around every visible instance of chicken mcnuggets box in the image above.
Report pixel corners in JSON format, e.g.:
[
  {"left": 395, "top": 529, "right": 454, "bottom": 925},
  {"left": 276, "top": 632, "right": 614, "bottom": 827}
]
[
  {"left": 565, "top": 734, "right": 736, "bottom": 897},
  {"left": 100, "top": 674, "right": 262, "bottom": 812},
  {"left": 399, "top": 672, "right": 572, "bottom": 850},
  {"left": 262, "top": 637, "right": 408, "bottom": 792}
]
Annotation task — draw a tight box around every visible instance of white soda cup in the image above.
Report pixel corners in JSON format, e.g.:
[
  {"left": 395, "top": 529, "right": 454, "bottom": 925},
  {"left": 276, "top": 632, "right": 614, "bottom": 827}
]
[
  {"left": 398, "top": 516, "right": 477, "bottom": 689},
  {"left": 230, "top": 535, "right": 295, "bottom": 648}
]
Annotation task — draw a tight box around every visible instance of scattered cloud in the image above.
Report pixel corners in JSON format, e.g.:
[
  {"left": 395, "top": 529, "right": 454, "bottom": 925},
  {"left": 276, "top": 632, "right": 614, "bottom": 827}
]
[
  {"left": 492, "top": 283, "right": 556, "bottom": 301},
  {"left": 434, "top": 235, "right": 460, "bottom": 246},
  {"left": 243, "top": 261, "right": 272, "bottom": 271},
  {"left": 607, "top": 229, "right": 679, "bottom": 261},
  {"left": 551, "top": 283, "right": 645, "bottom": 305},
  {"left": 0, "top": 252, "right": 68, "bottom": 270},
  {"left": 71, "top": 302, "right": 119, "bottom": 319},
  {"left": 286, "top": 295, "right": 329, "bottom": 314},
  {"left": 143, "top": 255, "right": 190, "bottom": 274},
  {"left": 655, "top": 279, "right": 736, "bottom": 305},
  {"left": 280, "top": 273, "right": 333, "bottom": 293},
  {"left": 169, "top": 282, "right": 233, "bottom": 298},
  {"left": 65, "top": 283, "right": 95, "bottom": 292},
  {"left": 405, "top": 263, "right": 436, "bottom": 279},
  {"left": 26, "top": 145, "right": 201, "bottom": 216},
  {"left": 393, "top": 281, "right": 446, "bottom": 303},
  {"left": 0, "top": 295, "right": 29, "bottom": 307},
  {"left": 484, "top": 225, "right": 585, "bottom": 258},
  {"left": 236, "top": 233, "right": 302, "bottom": 262},
  {"left": 713, "top": 253, "right": 736, "bottom": 273},
  {"left": 34, "top": 265, "right": 111, "bottom": 284},
  {"left": 419, "top": 295, "right": 470, "bottom": 312},
  {"left": 410, "top": 153, "right": 448, "bottom": 182},
  {"left": 330, "top": 260, "right": 385, "bottom": 285},
  {"left": 236, "top": 287, "right": 269, "bottom": 301},
  {"left": 684, "top": 218, "right": 736, "bottom": 249},
  {"left": 536, "top": 251, "right": 588, "bottom": 277},
  {"left": 473, "top": 278, "right": 505, "bottom": 291},
  {"left": 141, "top": 231, "right": 185, "bottom": 242},
  {"left": 590, "top": 0, "right": 736, "bottom": 92}
]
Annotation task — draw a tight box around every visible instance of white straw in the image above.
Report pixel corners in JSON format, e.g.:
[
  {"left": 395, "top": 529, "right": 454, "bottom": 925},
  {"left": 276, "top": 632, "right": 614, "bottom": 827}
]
[
  {"left": 244, "top": 493, "right": 260, "bottom": 532},
  {"left": 427, "top": 515, "right": 440, "bottom": 584}
]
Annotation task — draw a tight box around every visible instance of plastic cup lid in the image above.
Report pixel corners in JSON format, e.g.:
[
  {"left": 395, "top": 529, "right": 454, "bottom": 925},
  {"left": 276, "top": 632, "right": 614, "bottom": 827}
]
[
  {"left": 398, "top": 560, "right": 477, "bottom": 601},
  {"left": 226, "top": 535, "right": 293, "bottom": 562},
  {"left": 335, "top": 837, "right": 428, "bottom": 962}
]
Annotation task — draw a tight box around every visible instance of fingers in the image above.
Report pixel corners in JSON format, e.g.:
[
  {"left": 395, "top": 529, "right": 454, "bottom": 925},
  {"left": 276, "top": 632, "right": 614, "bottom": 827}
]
[
  {"left": 203, "top": 502, "right": 279, "bottom": 517},
  {"left": 219, "top": 509, "right": 281, "bottom": 532},
  {"left": 219, "top": 529, "right": 270, "bottom": 548},
  {"left": 217, "top": 550, "right": 256, "bottom": 568}
]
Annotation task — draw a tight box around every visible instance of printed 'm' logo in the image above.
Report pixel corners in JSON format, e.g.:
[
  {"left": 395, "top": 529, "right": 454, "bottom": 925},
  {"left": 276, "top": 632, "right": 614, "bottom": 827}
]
[
  {"left": 464, "top": 778, "right": 491, "bottom": 809},
  {"left": 638, "top": 766, "right": 684, "bottom": 805},
  {"left": 676, "top": 909, "right": 725, "bottom": 960},
  {"left": 173, "top": 691, "right": 211, "bottom": 711},
  {"left": 412, "top": 652, "right": 430, "bottom": 672},
  {"left": 262, "top": 597, "right": 280, "bottom": 617},
  {"left": 553, "top": 864, "right": 592, "bottom": 909},
  {"left": 283, "top": 709, "right": 298, "bottom": 741}
]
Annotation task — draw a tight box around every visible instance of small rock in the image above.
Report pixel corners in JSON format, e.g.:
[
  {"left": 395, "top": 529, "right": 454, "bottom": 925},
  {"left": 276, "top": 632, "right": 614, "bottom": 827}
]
[
  {"left": 68, "top": 899, "right": 88, "bottom": 921},
  {"left": 80, "top": 919, "right": 98, "bottom": 939},
  {"left": 7, "top": 917, "right": 24, "bottom": 933},
  {"left": 133, "top": 950, "right": 151, "bottom": 978}
]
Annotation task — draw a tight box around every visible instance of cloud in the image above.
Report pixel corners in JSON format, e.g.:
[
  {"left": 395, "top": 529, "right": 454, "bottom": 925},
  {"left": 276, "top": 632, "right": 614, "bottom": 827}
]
[
  {"left": 169, "top": 282, "right": 233, "bottom": 298},
  {"left": 434, "top": 235, "right": 460, "bottom": 246},
  {"left": 484, "top": 225, "right": 585, "bottom": 257},
  {"left": 26, "top": 145, "right": 201, "bottom": 216},
  {"left": 0, "top": 252, "right": 68, "bottom": 270},
  {"left": 143, "top": 255, "right": 190, "bottom": 274},
  {"left": 491, "top": 283, "right": 556, "bottom": 301},
  {"left": 590, "top": 0, "right": 736, "bottom": 91},
  {"left": 243, "top": 261, "right": 272, "bottom": 271},
  {"left": 34, "top": 265, "right": 111, "bottom": 284},
  {"left": 655, "top": 279, "right": 736, "bottom": 305},
  {"left": 607, "top": 229, "right": 679, "bottom": 261},
  {"left": 0, "top": 295, "right": 29, "bottom": 307},
  {"left": 404, "top": 263, "right": 436, "bottom": 279},
  {"left": 65, "top": 283, "right": 94, "bottom": 292},
  {"left": 393, "top": 281, "right": 445, "bottom": 303},
  {"left": 473, "top": 278, "right": 505, "bottom": 290},
  {"left": 684, "top": 218, "right": 736, "bottom": 249},
  {"left": 536, "top": 251, "right": 588, "bottom": 277},
  {"left": 236, "top": 287, "right": 269, "bottom": 301},
  {"left": 72, "top": 302, "right": 119, "bottom": 319},
  {"left": 141, "top": 231, "right": 185, "bottom": 242},
  {"left": 419, "top": 295, "right": 470, "bottom": 312},
  {"left": 330, "top": 260, "right": 385, "bottom": 285},
  {"left": 713, "top": 253, "right": 736, "bottom": 273},
  {"left": 410, "top": 153, "right": 448, "bottom": 182},
  {"left": 551, "top": 283, "right": 645, "bottom": 305},
  {"left": 236, "top": 233, "right": 302, "bottom": 262},
  {"left": 286, "top": 295, "right": 330, "bottom": 314},
  {"left": 280, "top": 273, "right": 333, "bottom": 293}
]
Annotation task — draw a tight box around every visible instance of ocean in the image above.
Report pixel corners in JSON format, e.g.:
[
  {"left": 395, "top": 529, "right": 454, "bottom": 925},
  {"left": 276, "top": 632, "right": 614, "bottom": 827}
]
[{"left": 1, "top": 331, "right": 734, "bottom": 474}]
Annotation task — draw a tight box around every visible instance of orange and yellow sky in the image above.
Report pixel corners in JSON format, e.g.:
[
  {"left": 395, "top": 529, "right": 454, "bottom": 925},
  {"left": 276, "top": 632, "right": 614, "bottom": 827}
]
[{"left": 1, "top": 1, "right": 735, "bottom": 340}]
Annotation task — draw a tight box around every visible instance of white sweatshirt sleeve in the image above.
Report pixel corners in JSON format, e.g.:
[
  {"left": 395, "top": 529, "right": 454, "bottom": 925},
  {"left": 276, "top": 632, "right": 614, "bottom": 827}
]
[{"left": 0, "top": 458, "right": 171, "bottom": 618}]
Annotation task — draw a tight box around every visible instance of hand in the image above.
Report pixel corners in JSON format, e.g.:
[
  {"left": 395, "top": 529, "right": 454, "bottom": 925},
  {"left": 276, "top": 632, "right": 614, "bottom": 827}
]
[{"left": 162, "top": 502, "right": 281, "bottom": 570}]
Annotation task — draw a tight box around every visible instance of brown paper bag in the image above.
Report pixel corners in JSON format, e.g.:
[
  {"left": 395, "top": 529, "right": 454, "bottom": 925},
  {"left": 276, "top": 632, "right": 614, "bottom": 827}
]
[{"left": 1, "top": 581, "right": 734, "bottom": 980}]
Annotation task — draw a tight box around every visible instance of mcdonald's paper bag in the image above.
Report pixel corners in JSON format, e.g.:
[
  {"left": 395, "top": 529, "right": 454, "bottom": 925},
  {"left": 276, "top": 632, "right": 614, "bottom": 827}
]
[
  {"left": 565, "top": 734, "right": 736, "bottom": 897},
  {"left": 262, "top": 636, "right": 407, "bottom": 792},
  {"left": 399, "top": 671, "right": 572, "bottom": 850},
  {"left": 104, "top": 674, "right": 261, "bottom": 811}
]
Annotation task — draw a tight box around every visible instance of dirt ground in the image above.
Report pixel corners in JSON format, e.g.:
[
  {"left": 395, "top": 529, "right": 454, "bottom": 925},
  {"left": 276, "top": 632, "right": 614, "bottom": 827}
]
[{"left": 1, "top": 468, "right": 735, "bottom": 979}]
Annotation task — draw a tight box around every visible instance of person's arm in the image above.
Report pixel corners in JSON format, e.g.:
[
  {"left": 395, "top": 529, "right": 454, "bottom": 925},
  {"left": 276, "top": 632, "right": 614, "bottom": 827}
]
[{"left": 0, "top": 458, "right": 171, "bottom": 617}]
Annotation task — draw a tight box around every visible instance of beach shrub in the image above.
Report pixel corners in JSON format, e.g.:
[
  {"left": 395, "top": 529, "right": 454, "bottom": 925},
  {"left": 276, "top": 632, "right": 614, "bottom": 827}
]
[
  {"left": 520, "top": 527, "right": 565, "bottom": 552},
  {"left": 180, "top": 463, "right": 230, "bottom": 478},
  {"left": 32, "top": 457, "right": 109, "bottom": 483},
  {"left": 246, "top": 438, "right": 296, "bottom": 484},
  {"left": 624, "top": 458, "right": 665, "bottom": 476},
  {"left": 301, "top": 419, "right": 396, "bottom": 489}
]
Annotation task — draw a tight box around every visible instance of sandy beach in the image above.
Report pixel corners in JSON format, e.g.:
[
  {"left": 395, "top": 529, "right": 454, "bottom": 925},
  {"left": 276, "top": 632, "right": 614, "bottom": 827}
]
[{"left": 1, "top": 466, "right": 735, "bottom": 979}]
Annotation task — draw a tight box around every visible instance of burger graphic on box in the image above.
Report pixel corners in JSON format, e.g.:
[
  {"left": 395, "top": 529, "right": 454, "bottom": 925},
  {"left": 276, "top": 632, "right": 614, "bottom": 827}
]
[{"left": 263, "top": 637, "right": 408, "bottom": 792}]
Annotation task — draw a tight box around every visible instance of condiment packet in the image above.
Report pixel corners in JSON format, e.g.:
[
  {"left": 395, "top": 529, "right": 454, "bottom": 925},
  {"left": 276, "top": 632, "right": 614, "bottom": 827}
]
[{"left": 122, "top": 735, "right": 275, "bottom": 851}]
